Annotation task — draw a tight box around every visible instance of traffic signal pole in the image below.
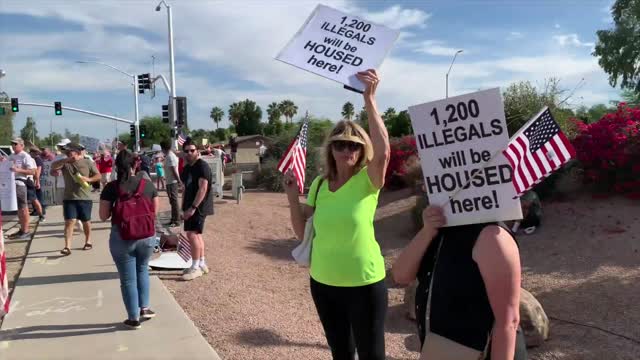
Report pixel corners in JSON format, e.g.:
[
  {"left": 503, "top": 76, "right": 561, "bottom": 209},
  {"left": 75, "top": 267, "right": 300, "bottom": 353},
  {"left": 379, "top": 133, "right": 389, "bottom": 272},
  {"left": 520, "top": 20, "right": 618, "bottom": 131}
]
[
  {"left": 0, "top": 101, "right": 134, "bottom": 124},
  {"left": 133, "top": 75, "right": 141, "bottom": 152}
]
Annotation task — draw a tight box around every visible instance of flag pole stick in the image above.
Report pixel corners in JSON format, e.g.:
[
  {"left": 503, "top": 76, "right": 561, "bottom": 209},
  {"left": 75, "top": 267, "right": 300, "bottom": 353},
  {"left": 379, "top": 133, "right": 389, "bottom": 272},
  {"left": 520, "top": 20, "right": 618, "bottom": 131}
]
[{"left": 439, "top": 107, "right": 549, "bottom": 206}]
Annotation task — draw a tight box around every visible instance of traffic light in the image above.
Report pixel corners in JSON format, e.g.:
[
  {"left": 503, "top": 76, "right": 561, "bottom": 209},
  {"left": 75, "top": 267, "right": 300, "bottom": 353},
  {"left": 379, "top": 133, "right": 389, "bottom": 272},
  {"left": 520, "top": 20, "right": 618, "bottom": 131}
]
[
  {"left": 54, "top": 101, "right": 62, "bottom": 116},
  {"left": 130, "top": 124, "right": 136, "bottom": 138},
  {"left": 137, "top": 73, "right": 151, "bottom": 94},
  {"left": 162, "top": 104, "right": 170, "bottom": 123},
  {"left": 175, "top": 96, "right": 187, "bottom": 127},
  {"left": 11, "top": 98, "right": 19, "bottom": 112},
  {"left": 139, "top": 125, "right": 147, "bottom": 138}
]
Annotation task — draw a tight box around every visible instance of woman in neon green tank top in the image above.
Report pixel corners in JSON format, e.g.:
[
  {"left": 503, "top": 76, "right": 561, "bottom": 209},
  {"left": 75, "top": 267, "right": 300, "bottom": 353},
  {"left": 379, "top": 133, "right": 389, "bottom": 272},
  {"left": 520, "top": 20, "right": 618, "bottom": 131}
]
[{"left": 284, "top": 69, "right": 390, "bottom": 360}]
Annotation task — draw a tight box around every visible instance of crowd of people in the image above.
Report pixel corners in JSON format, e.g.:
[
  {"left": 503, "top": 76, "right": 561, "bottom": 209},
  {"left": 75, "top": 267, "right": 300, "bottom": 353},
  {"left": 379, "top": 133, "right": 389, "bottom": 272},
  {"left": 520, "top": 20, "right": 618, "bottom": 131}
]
[
  {"left": 2, "top": 136, "right": 216, "bottom": 329},
  {"left": 1, "top": 71, "right": 530, "bottom": 357}
]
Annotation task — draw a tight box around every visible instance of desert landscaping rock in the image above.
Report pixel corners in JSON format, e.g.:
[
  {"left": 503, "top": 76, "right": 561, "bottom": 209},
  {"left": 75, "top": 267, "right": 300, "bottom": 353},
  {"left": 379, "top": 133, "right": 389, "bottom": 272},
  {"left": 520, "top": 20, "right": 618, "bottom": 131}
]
[{"left": 520, "top": 287, "right": 550, "bottom": 347}]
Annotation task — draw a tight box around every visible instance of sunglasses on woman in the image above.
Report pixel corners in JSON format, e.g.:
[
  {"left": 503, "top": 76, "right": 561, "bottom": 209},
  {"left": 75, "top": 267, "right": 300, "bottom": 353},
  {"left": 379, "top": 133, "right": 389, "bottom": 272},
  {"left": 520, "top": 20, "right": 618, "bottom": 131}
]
[{"left": 332, "top": 140, "right": 362, "bottom": 152}]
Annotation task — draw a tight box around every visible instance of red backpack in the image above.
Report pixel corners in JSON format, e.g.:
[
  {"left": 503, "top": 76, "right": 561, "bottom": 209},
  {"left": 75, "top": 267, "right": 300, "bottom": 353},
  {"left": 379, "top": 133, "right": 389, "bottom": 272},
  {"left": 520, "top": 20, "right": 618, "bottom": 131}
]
[{"left": 112, "top": 179, "right": 156, "bottom": 241}]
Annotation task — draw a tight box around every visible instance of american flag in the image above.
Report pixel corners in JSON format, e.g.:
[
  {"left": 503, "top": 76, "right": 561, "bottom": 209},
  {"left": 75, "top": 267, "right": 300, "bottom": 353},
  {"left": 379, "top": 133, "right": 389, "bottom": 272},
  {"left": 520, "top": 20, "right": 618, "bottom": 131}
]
[
  {"left": 0, "top": 212, "right": 9, "bottom": 318},
  {"left": 177, "top": 131, "right": 187, "bottom": 147},
  {"left": 177, "top": 233, "right": 192, "bottom": 262},
  {"left": 277, "top": 120, "right": 309, "bottom": 193},
  {"left": 503, "top": 107, "right": 576, "bottom": 196}
]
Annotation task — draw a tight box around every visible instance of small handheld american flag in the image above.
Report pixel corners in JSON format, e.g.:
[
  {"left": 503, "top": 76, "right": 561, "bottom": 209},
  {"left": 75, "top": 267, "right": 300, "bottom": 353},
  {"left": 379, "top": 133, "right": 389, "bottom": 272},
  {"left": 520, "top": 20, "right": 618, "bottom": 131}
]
[
  {"left": 503, "top": 107, "right": 576, "bottom": 196},
  {"left": 177, "top": 233, "right": 192, "bottom": 262},
  {"left": 278, "top": 117, "right": 309, "bottom": 193},
  {"left": 177, "top": 131, "right": 187, "bottom": 147}
]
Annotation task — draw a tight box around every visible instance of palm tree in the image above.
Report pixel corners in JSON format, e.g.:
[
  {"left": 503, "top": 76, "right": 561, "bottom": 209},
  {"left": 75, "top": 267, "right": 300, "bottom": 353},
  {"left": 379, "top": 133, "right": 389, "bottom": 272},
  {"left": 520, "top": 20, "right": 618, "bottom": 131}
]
[
  {"left": 228, "top": 102, "right": 243, "bottom": 128},
  {"left": 279, "top": 100, "right": 298, "bottom": 124},
  {"left": 210, "top": 106, "right": 224, "bottom": 129},
  {"left": 267, "top": 102, "right": 282, "bottom": 124},
  {"left": 341, "top": 102, "right": 355, "bottom": 120}
]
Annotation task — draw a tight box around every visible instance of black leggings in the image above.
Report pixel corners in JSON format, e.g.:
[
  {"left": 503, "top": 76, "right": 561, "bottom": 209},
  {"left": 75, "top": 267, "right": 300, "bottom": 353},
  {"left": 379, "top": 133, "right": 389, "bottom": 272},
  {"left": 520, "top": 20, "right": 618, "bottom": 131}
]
[{"left": 310, "top": 277, "right": 387, "bottom": 360}]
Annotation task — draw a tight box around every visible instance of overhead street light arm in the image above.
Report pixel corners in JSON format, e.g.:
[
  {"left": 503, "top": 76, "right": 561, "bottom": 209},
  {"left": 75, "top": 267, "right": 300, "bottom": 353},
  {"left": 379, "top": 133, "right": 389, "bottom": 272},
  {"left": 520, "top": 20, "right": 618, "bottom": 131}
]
[
  {"left": 151, "top": 74, "right": 172, "bottom": 94},
  {"left": 75, "top": 61, "right": 134, "bottom": 78},
  {"left": 446, "top": 49, "right": 464, "bottom": 77}
]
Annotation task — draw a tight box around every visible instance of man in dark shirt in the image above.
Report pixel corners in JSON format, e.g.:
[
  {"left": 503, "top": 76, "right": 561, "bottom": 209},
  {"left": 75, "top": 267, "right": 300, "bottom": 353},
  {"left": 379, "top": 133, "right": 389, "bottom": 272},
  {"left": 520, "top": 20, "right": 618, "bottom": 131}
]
[
  {"left": 228, "top": 136, "right": 238, "bottom": 165},
  {"left": 29, "top": 147, "right": 46, "bottom": 221},
  {"left": 180, "top": 139, "right": 214, "bottom": 281}
]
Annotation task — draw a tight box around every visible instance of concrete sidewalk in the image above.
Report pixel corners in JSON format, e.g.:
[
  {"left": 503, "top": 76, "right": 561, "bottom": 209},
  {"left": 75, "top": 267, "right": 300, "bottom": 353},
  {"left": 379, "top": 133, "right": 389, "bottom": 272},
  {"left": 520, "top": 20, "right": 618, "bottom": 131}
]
[{"left": 0, "top": 203, "right": 221, "bottom": 360}]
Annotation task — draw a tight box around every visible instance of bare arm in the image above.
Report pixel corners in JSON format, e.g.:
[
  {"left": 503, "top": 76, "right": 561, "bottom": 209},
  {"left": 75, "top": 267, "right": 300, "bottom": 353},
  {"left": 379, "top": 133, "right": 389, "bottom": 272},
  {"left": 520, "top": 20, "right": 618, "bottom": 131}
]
[
  {"left": 99, "top": 200, "right": 112, "bottom": 222},
  {"left": 14, "top": 167, "right": 36, "bottom": 176},
  {"left": 35, "top": 166, "right": 42, "bottom": 187},
  {"left": 283, "top": 169, "right": 314, "bottom": 240},
  {"left": 392, "top": 206, "right": 445, "bottom": 285},
  {"left": 171, "top": 166, "right": 180, "bottom": 184},
  {"left": 358, "top": 70, "right": 390, "bottom": 189},
  {"left": 473, "top": 225, "right": 521, "bottom": 360},
  {"left": 51, "top": 158, "right": 69, "bottom": 171},
  {"left": 153, "top": 196, "right": 159, "bottom": 214},
  {"left": 191, "top": 178, "right": 209, "bottom": 209}
]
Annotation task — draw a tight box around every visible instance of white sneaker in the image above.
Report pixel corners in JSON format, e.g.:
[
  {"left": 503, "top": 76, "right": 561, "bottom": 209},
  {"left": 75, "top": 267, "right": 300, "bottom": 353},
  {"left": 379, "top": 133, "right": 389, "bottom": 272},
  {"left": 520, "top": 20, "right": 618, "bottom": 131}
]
[
  {"left": 182, "top": 267, "right": 203, "bottom": 281},
  {"left": 200, "top": 264, "right": 209, "bottom": 274}
]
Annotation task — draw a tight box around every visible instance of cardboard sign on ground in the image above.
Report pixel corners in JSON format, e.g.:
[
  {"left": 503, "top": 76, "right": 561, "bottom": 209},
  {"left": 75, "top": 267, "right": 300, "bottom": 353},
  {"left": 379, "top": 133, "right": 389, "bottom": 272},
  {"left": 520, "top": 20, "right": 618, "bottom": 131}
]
[
  {"left": 276, "top": 4, "right": 399, "bottom": 92},
  {"left": 408, "top": 88, "right": 522, "bottom": 227}
]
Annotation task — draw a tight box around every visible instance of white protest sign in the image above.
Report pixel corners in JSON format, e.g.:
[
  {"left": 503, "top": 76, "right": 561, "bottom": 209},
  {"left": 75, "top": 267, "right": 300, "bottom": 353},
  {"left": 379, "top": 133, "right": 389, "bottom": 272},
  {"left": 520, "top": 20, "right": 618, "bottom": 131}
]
[
  {"left": 0, "top": 161, "right": 17, "bottom": 212},
  {"left": 408, "top": 88, "right": 522, "bottom": 227},
  {"left": 40, "top": 160, "right": 62, "bottom": 206},
  {"left": 202, "top": 156, "right": 223, "bottom": 197},
  {"left": 276, "top": 4, "right": 399, "bottom": 92}
]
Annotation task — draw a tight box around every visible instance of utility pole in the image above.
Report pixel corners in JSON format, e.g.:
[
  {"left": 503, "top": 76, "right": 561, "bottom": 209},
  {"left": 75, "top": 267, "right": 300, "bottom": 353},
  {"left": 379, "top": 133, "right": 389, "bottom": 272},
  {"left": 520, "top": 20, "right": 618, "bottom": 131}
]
[{"left": 157, "top": 0, "right": 178, "bottom": 150}]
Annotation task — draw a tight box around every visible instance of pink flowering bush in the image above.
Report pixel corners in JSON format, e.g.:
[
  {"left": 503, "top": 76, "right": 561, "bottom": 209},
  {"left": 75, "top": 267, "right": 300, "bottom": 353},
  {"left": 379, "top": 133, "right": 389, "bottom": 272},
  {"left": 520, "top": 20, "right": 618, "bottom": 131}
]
[
  {"left": 385, "top": 135, "right": 421, "bottom": 189},
  {"left": 572, "top": 103, "right": 640, "bottom": 199}
]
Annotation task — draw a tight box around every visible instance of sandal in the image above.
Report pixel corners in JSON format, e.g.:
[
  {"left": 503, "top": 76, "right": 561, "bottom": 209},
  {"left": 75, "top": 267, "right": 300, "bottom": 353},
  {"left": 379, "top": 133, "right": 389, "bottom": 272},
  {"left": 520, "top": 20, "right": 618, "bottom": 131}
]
[
  {"left": 60, "top": 247, "right": 71, "bottom": 256},
  {"left": 83, "top": 243, "right": 93, "bottom": 250}
]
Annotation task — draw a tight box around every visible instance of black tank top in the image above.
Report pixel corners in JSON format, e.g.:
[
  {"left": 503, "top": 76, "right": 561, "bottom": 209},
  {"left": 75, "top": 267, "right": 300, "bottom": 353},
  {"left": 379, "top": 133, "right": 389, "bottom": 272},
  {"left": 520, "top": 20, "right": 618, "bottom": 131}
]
[{"left": 415, "top": 223, "right": 527, "bottom": 357}]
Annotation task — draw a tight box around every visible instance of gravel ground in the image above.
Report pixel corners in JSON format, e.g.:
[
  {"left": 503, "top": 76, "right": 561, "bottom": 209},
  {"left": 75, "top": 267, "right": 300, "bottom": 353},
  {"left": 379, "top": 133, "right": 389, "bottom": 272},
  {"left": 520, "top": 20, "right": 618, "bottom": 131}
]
[
  {"left": 155, "top": 189, "right": 421, "bottom": 360},
  {"left": 157, "top": 189, "right": 640, "bottom": 360},
  {"left": 5, "top": 187, "right": 634, "bottom": 359}
]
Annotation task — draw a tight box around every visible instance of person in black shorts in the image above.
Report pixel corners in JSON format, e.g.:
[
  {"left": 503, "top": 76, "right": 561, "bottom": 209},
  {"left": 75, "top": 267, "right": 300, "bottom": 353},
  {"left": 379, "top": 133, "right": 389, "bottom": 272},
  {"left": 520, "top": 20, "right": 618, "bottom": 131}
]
[{"left": 180, "top": 139, "right": 214, "bottom": 281}]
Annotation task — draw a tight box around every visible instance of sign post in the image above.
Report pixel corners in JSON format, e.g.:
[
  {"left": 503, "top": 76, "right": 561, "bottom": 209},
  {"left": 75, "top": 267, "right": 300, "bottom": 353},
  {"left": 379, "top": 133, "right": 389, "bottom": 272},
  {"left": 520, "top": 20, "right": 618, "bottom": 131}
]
[{"left": 408, "top": 88, "right": 522, "bottom": 227}]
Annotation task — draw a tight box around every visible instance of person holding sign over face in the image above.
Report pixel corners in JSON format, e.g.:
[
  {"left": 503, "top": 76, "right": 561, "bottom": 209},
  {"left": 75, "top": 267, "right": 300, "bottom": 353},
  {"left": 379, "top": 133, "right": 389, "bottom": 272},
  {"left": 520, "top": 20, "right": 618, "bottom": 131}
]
[
  {"left": 284, "top": 69, "right": 389, "bottom": 360},
  {"left": 392, "top": 205, "right": 528, "bottom": 359}
]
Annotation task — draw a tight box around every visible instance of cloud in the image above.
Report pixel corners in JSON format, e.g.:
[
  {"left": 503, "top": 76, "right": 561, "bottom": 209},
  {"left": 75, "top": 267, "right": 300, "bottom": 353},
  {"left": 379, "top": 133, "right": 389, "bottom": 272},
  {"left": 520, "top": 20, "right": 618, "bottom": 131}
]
[
  {"left": 413, "top": 40, "right": 464, "bottom": 56},
  {"left": 554, "top": 23, "right": 561, "bottom": 29},
  {"left": 506, "top": 31, "right": 524, "bottom": 40},
  {"left": 553, "top": 34, "right": 594, "bottom": 48},
  {"left": 359, "top": 5, "right": 430, "bottom": 29},
  {"left": 0, "top": 1, "right": 617, "bottom": 137}
]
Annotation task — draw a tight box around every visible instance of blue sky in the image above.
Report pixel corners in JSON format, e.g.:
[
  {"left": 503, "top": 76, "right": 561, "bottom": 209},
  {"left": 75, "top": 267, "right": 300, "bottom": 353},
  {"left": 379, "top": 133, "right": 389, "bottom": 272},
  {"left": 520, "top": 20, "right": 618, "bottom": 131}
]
[{"left": 0, "top": 0, "right": 619, "bottom": 144}]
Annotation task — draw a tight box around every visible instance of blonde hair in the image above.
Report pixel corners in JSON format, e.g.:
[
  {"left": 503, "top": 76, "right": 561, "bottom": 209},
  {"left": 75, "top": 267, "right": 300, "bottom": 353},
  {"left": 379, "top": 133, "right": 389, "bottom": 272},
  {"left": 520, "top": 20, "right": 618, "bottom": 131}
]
[{"left": 323, "top": 120, "right": 373, "bottom": 181}]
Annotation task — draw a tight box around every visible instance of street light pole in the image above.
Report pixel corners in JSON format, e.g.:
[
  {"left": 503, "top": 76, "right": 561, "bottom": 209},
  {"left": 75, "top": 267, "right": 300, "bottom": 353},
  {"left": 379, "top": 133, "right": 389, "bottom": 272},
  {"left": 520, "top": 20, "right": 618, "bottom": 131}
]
[
  {"left": 156, "top": 0, "right": 178, "bottom": 150},
  {"left": 75, "top": 61, "right": 141, "bottom": 151},
  {"left": 446, "top": 49, "right": 463, "bottom": 98}
]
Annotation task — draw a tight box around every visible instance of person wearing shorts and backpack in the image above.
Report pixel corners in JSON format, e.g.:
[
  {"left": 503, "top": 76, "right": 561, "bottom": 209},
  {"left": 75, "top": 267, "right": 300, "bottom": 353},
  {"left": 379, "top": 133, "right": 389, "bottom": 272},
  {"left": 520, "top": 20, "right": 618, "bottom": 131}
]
[{"left": 99, "top": 150, "right": 159, "bottom": 329}]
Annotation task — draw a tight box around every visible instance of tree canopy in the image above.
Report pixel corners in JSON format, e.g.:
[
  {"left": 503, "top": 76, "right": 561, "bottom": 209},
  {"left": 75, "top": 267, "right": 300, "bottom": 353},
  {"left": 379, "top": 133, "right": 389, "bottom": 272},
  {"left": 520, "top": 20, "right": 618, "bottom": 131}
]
[{"left": 593, "top": 0, "right": 640, "bottom": 92}]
